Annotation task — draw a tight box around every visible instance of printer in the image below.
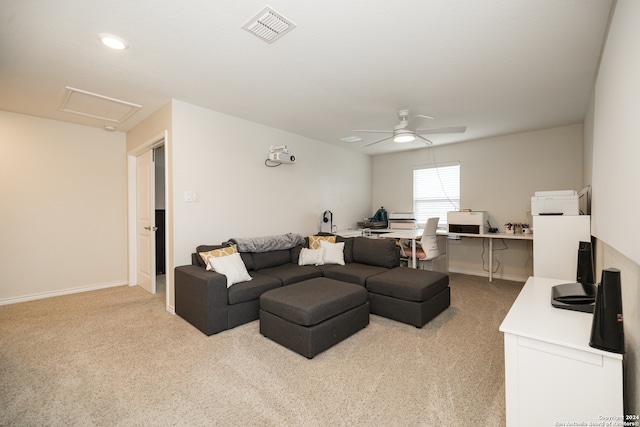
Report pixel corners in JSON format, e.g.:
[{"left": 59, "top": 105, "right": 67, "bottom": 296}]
[
  {"left": 388, "top": 212, "right": 416, "bottom": 229},
  {"left": 531, "top": 190, "right": 579, "bottom": 216},
  {"left": 447, "top": 211, "right": 488, "bottom": 234}
]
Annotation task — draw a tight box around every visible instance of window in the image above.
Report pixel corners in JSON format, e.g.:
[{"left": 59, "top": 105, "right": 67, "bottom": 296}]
[{"left": 413, "top": 163, "right": 460, "bottom": 228}]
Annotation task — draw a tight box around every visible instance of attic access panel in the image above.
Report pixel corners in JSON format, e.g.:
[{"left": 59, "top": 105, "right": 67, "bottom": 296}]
[{"left": 58, "top": 86, "right": 141, "bottom": 123}]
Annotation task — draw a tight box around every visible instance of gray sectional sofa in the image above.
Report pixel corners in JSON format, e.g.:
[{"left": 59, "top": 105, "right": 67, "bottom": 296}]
[{"left": 175, "top": 234, "right": 450, "bottom": 339}]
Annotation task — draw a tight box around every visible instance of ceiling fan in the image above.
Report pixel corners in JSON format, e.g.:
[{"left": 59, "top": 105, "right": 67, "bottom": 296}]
[{"left": 353, "top": 110, "right": 466, "bottom": 147}]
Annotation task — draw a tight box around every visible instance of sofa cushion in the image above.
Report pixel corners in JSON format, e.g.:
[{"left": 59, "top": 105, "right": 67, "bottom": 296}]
[
  {"left": 252, "top": 249, "right": 292, "bottom": 270},
  {"left": 352, "top": 237, "right": 399, "bottom": 269},
  {"left": 315, "top": 264, "right": 342, "bottom": 274},
  {"left": 366, "top": 267, "right": 449, "bottom": 302},
  {"left": 323, "top": 263, "right": 389, "bottom": 286},
  {"left": 227, "top": 272, "right": 282, "bottom": 305},
  {"left": 240, "top": 252, "right": 255, "bottom": 271},
  {"left": 336, "top": 236, "right": 354, "bottom": 263},
  {"left": 257, "top": 263, "right": 323, "bottom": 286},
  {"left": 290, "top": 244, "right": 304, "bottom": 264}
]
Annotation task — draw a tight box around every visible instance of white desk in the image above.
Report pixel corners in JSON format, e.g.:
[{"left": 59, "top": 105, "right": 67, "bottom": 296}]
[
  {"left": 381, "top": 230, "right": 532, "bottom": 280},
  {"left": 340, "top": 229, "right": 533, "bottom": 279},
  {"left": 448, "top": 232, "right": 533, "bottom": 282},
  {"left": 335, "top": 229, "right": 364, "bottom": 238},
  {"left": 499, "top": 277, "right": 623, "bottom": 426}
]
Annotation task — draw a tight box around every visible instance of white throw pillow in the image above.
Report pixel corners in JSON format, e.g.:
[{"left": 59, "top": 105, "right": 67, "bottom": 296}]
[
  {"left": 298, "top": 247, "right": 325, "bottom": 266},
  {"left": 319, "top": 240, "right": 345, "bottom": 265},
  {"left": 207, "top": 252, "right": 252, "bottom": 288}
]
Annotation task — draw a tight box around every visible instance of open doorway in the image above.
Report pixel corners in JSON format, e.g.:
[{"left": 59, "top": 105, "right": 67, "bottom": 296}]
[
  {"left": 128, "top": 131, "right": 171, "bottom": 311},
  {"left": 154, "top": 145, "right": 166, "bottom": 294}
]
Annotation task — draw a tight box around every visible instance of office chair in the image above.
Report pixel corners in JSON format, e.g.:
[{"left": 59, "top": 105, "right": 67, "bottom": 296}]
[{"left": 400, "top": 217, "right": 441, "bottom": 269}]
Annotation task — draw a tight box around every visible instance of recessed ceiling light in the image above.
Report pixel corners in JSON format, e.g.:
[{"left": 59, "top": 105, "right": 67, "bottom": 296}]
[{"left": 98, "top": 33, "right": 128, "bottom": 50}]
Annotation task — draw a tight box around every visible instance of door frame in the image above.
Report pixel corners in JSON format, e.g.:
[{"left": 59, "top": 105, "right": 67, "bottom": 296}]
[{"left": 127, "top": 131, "right": 170, "bottom": 311}]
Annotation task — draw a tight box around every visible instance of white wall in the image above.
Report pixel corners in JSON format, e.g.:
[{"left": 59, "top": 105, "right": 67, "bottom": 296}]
[
  {"left": 592, "top": 0, "right": 640, "bottom": 266},
  {"left": 372, "top": 124, "right": 584, "bottom": 281},
  {"left": 584, "top": 0, "right": 640, "bottom": 414},
  {"left": 169, "top": 100, "right": 372, "bottom": 306},
  {"left": 0, "top": 111, "right": 127, "bottom": 303}
]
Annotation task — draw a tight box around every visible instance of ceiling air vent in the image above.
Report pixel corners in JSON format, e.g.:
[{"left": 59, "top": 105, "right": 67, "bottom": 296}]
[{"left": 242, "top": 7, "right": 296, "bottom": 43}]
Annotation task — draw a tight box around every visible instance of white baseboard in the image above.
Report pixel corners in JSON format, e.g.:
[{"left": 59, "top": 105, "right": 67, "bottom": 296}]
[
  {"left": 447, "top": 267, "right": 527, "bottom": 283},
  {"left": 0, "top": 280, "right": 128, "bottom": 306}
]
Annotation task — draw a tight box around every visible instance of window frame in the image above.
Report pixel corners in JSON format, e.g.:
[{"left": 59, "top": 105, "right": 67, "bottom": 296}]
[{"left": 412, "top": 162, "right": 461, "bottom": 229}]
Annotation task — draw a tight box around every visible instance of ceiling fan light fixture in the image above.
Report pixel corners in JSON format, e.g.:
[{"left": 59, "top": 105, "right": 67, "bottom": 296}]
[
  {"left": 393, "top": 133, "right": 416, "bottom": 143},
  {"left": 353, "top": 110, "right": 466, "bottom": 148}
]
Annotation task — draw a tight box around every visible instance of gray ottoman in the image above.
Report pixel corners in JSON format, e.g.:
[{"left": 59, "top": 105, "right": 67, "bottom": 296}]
[
  {"left": 366, "top": 267, "right": 450, "bottom": 328},
  {"left": 259, "top": 277, "right": 369, "bottom": 359}
]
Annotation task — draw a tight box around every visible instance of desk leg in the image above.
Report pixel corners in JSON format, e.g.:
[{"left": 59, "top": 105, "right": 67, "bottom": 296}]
[
  {"left": 412, "top": 238, "right": 417, "bottom": 269},
  {"left": 489, "top": 238, "right": 493, "bottom": 282}
]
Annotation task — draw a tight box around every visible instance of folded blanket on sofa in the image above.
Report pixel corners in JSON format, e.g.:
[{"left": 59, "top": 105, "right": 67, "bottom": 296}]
[{"left": 226, "top": 233, "right": 306, "bottom": 253}]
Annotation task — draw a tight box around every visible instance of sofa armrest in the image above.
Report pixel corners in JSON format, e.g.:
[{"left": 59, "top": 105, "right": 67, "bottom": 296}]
[{"left": 175, "top": 265, "right": 229, "bottom": 335}]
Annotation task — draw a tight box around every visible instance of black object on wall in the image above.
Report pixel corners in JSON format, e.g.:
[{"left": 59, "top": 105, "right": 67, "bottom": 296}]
[
  {"left": 155, "top": 209, "right": 166, "bottom": 275},
  {"left": 589, "top": 268, "right": 625, "bottom": 354}
]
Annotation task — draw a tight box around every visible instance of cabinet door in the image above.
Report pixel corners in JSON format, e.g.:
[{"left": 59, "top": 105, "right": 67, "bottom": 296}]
[
  {"left": 533, "top": 216, "right": 591, "bottom": 281},
  {"left": 505, "top": 335, "right": 623, "bottom": 427}
]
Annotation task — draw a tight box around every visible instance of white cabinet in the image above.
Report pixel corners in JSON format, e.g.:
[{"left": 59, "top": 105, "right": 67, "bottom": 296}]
[
  {"left": 533, "top": 215, "right": 591, "bottom": 281},
  {"left": 499, "top": 277, "right": 623, "bottom": 426}
]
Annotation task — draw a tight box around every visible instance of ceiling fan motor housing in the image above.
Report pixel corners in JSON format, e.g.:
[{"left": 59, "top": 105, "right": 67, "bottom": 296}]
[{"left": 397, "top": 109, "right": 411, "bottom": 120}]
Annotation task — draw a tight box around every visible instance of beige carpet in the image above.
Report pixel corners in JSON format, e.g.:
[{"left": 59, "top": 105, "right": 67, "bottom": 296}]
[{"left": 0, "top": 273, "right": 523, "bottom": 426}]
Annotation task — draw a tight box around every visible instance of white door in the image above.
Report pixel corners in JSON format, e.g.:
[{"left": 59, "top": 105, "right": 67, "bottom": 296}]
[{"left": 136, "top": 149, "right": 156, "bottom": 294}]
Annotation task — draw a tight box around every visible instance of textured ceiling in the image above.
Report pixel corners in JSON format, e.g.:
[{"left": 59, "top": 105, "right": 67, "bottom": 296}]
[{"left": 0, "top": 0, "right": 613, "bottom": 154}]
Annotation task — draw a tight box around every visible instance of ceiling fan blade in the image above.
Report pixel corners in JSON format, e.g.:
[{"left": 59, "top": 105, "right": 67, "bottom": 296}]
[
  {"left": 415, "top": 114, "right": 434, "bottom": 120},
  {"left": 353, "top": 129, "right": 393, "bottom": 134},
  {"left": 363, "top": 135, "right": 393, "bottom": 147},
  {"left": 417, "top": 135, "right": 434, "bottom": 145},
  {"left": 416, "top": 126, "right": 467, "bottom": 135}
]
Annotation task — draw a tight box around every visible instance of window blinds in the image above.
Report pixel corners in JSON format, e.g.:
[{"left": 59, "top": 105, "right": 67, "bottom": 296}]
[{"left": 413, "top": 163, "right": 460, "bottom": 227}]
